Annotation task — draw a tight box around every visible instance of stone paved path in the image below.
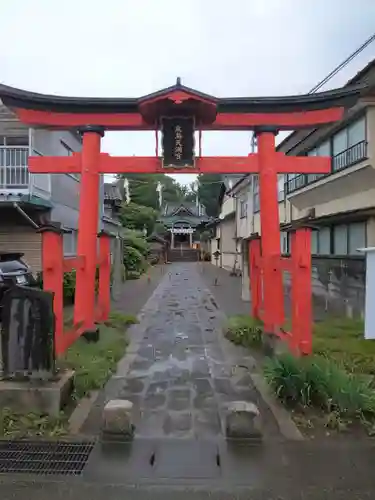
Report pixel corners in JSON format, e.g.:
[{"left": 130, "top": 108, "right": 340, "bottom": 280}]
[{"left": 101, "top": 262, "right": 279, "bottom": 439}]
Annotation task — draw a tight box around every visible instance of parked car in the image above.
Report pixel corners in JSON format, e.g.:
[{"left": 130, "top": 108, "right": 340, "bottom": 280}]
[{"left": 0, "top": 252, "right": 38, "bottom": 319}]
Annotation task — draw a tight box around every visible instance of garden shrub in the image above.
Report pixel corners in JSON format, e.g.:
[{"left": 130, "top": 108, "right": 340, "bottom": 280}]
[
  {"left": 225, "top": 315, "right": 263, "bottom": 348},
  {"left": 123, "top": 245, "right": 147, "bottom": 278},
  {"left": 264, "top": 352, "right": 375, "bottom": 419},
  {"left": 123, "top": 231, "right": 149, "bottom": 257}
]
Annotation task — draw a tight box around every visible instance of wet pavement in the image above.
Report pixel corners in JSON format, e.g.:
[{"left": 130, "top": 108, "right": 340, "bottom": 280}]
[
  {"left": 101, "top": 262, "right": 279, "bottom": 440},
  {"left": 2, "top": 264, "right": 375, "bottom": 497}
]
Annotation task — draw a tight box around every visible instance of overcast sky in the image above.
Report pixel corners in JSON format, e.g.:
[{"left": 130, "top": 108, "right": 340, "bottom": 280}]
[{"left": 1, "top": 0, "right": 375, "bottom": 186}]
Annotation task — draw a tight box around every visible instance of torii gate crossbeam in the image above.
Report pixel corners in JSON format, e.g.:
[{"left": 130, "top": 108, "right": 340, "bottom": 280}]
[{"left": 0, "top": 80, "right": 363, "bottom": 355}]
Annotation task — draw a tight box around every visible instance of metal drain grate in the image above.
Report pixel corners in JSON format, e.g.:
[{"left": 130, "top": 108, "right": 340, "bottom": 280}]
[{"left": 0, "top": 440, "right": 95, "bottom": 476}]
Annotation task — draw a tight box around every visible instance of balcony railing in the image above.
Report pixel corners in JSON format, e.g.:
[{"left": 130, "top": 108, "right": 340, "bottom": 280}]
[
  {"left": 286, "top": 140, "right": 368, "bottom": 195},
  {"left": 0, "top": 146, "right": 29, "bottom": 190}
]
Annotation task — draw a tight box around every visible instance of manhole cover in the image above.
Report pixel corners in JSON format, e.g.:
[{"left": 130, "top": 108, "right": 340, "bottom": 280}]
[{"left": 0, "top": 440, "right": 95, "bottom": 475}]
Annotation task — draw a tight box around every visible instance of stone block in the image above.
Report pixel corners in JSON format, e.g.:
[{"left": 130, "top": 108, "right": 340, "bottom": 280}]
[
  {"left": 225, "top": 401, "right": 263, "bottom": 440},
  {"left": 102, "top": 399, "right": 135, "bottom": 439},
  {"left": 0, "top": 370, "right": 74, "bottom": 417}
]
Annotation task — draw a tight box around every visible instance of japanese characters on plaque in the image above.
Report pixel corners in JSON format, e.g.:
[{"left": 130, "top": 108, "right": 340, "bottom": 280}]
[{"left": 161, "top": 117, "right": 195, "bottom": 168}]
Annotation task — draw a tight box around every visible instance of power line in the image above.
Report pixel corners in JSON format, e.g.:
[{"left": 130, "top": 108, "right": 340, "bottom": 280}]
[{"left": 309, "top": 32, "right": 375, "bottom": 93}]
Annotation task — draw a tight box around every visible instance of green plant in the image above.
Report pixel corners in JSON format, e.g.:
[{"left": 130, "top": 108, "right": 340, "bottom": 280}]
[
  {"left": 123, "top": 245, "right": 147, "bottom": 277},
  {"left": 225, "top": 315, "right": 263, "bottom": 348},
  {"left": 264, "top": 353, "right": 313, "bottom": 406},
  {"left": 120, "top": 202, "right": 157, "bottom": 234},
  {"left": 123, "top": 230, "right": 149, "bottom": 257},
  {"left": 104, "top": 311, "right": 138, "bottom": 329},
  {"left": 63, "top": 271, "right": 76, "bottom": 303},
  {"left": 0, "top": 408, "right": 68, "bottom": 439},
  {"left": 264, "top": 352, "right": 375, "bottom": 420},
  {"left": 61, "top": 323, "right": 129, "bottom": 399},
  {"left": 312, "top": 317, "right": 375, "bottom": 375}
]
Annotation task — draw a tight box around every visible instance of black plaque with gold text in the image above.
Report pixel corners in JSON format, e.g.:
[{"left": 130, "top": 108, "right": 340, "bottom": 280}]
[{"left": 161, "top": 117, "right": 195, "bottom": 168}]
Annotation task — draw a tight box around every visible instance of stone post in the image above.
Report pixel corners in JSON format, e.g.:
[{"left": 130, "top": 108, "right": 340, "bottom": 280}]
[{"left": 171, "top": 230, "right": 175, "bottom": 249}]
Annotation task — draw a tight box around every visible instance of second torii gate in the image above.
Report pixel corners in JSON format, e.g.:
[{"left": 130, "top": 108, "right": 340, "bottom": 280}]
[{"left": 0, "top": 80, "right": 362, "bottom": 354}]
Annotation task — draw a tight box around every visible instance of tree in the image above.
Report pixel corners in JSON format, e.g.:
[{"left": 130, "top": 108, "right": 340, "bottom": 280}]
[
  {"left": 195, "top": 174, "right": 223, "bottom": 217},
  {"left": 119, "top": 202, "right": 158, "bottom": 234},
  {"left": 118, "top": 173, "right": 186, "bottom": 209}
]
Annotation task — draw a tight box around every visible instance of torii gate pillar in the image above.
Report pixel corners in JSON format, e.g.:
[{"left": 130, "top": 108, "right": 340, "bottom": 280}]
[
  {"left": 257, "top": 129, "right": 285, "bottom": 332},
  {"left": 74, "top": 127, "right": 103, "bottom": 331}
]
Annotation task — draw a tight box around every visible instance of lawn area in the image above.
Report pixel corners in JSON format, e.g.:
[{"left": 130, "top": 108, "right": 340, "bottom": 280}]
[
  {"left": 59, "top": 311, "right": 137, "bottom": 399},
  {"left": 225, "top": 314, "right": 375, "bottom": 437},
  {"left": 0, "top": 311, "right": 137, "bottom": 439},
  {"left": 225, "top": 314, "right": 374, "bottom": 375},
  {"left": 312, "top": 317, "right": 375, "bottom": 375}
]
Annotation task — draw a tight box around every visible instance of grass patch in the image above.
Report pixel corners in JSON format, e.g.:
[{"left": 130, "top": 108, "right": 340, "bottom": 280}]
[
  {"left": 60, "top": 312, "right": 137, "bottom": 399},
  {"left": 224, "top": 315, "right": 263, "bottom": 348},
  {"left": 0, "top": 311, "right": 137, "bottom": 439},
  {"left": 312, "top": 317, "right": 375, "bottom": 375},
  {"left": 0, "top": 408, "right": 69, "bottom": 439},
  {"left": 264, "top": 352, "right": 375, "bottom": 433}
]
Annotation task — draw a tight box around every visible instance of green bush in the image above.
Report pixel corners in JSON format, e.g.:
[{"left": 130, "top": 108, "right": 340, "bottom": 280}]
[
  {"left": 225, "top": 315, "right": 263, "bottom": 348},
  {"left": 63, "top": 271, "right": 76, "bottom": 303},
  {"left": 37, "top": 265, "right": 115, "bottom": 305},
  {"left": 123, "top": 245, "right": 147, "bottom": 278},
  {"left": 264, "top": 353, "right": 375, "bottom": 419},
  {"left": 123, "top": 231, "right": 149, "bottom": 257},
  {"left": 37, "top": 271, "right": 76, "bottom": 304}
]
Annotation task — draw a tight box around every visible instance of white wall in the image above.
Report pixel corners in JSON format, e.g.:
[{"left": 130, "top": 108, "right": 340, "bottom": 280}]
[{"left": 220, "top": 195, "right": 235, "bottom": 218}]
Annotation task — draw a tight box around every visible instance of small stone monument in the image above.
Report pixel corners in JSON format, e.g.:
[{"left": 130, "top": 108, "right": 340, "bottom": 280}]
[
  {"left": 101, "top": 399, "right": 135, "bottom": 440},
  {"left": 225, "top": 401, "right": 263, "bottom": 440},
  {"left": 1, "top": 286, "right": 55, "bottom": 378},
  {"left": 0, "top": 286, "right": 74, "bottom": 416}
]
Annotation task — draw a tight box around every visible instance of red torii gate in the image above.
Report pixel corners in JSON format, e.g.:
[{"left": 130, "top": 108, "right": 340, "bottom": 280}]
[{"left": 0, "top": 80, "right": 361, "bottom": 356}]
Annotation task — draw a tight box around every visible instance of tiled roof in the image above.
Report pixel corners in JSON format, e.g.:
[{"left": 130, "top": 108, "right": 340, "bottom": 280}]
[{"left": 104, "top": 182, "right": 122, "bottom": 201}]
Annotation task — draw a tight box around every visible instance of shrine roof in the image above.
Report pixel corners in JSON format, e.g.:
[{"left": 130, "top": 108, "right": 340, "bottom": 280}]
[
  {"left": 159, "top": 215, "right": 211, "bottom": 227},
  {"left": 162, "top": 201, "right": 207, "bottom": 218},
  {"left": 0, "top": 79, "right": 365, "bottom": 114}
]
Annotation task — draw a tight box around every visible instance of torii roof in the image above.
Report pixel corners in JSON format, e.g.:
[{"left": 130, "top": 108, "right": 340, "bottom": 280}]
[
  {"left": 0, "top": 78, "right": 365, "bottom": 130},
  {"left": 0, "top": 78, "right": 364, "bottom": 114}
]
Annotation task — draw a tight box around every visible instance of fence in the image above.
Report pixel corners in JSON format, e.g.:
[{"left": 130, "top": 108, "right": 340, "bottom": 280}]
[
  {"left": 39, "top": 224, "right": 112, "bottom": 356},
  {"left": 249, "top": 226, "right": 313, "bottom": 355}
]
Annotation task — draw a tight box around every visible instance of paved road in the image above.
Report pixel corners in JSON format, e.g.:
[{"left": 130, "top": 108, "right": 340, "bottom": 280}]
[
  {"left": 2, "top": 263, "right": 375, "bottom": 498},
  {"left": 104, "top": 262, "right": 279, "bottom": 439}
]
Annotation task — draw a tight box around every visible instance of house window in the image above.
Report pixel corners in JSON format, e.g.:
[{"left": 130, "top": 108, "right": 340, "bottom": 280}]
[
  {"left": 307, "top": 141, "right": 329, "bottom": 183},
  {"left": 333, "top": 224, "right": 348, "bottom": 255},
  {"left": 61, "top": 140, "right": 80, "bottom": 180},
  {"left": 318, "top": 227, "right": 331, "bottom": 255},
  {"left": 278, "top": 175, "right": 284, "bottom": 201},
  {"left": 332, "top": 116, "right": 366, "bottom": 172},
  {"left": 63, "top": 230, "right": 78, "bottom": 256},
  {"left": 311, "top": 221, "right": 366, "bottom": 256},
  {"left": 4, "top": 136, "right": 29, "bottom": 146},
  {"left": 253, "top": 175, "right": 260, "bottom": 212},
  {"left": 240, "top": 199, "right": 247, "bottom": 218},
  {"left": 348, "top": 221, "right": 366, "bottom": 254},
  {"left": 280, "top": 231, "right": 289, "bottom": 254},
  {"left": 311, "top": 230, "right": 318, "bottom": 255},
  {"left": 286, "top": 116, "right": 367, "bottom": 194}
]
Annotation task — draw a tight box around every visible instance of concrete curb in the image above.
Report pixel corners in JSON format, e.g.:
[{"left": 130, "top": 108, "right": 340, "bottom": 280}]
[
  {"left": 69, "top": 390, "right": 99, "bottom": 435},
  {"left": 250, "top": 373, "right": 304, "bottom": 441}
]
